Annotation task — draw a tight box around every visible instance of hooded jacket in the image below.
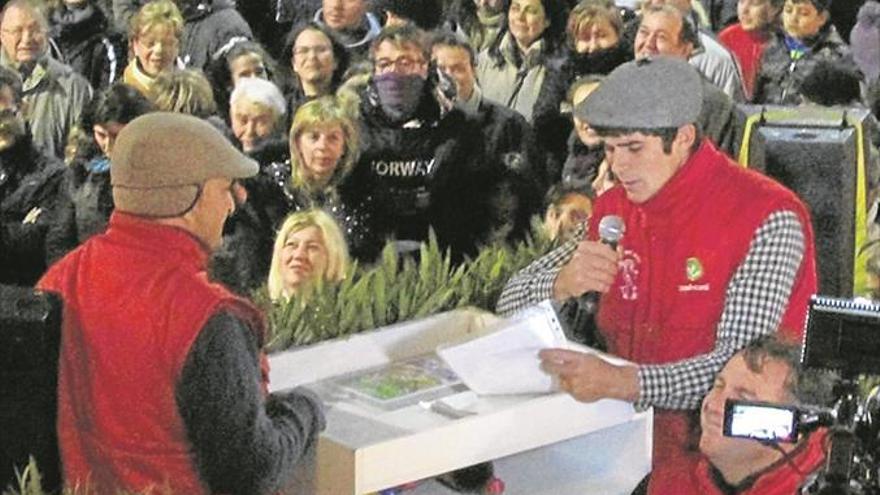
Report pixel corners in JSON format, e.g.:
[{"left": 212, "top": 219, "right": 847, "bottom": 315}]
[
  {"left": 179, "top": 0, "right": 253, "bottom": 71},
  {"left": 48, "top": 3, "right": 126, "bottom": 92}
]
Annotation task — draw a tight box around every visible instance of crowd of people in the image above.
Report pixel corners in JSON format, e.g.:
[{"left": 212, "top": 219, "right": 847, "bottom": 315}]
[{"left": 1, "top": 0, "right": 878, "bottom": 492}]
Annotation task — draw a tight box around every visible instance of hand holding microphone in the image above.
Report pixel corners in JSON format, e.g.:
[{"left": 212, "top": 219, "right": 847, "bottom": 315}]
[{"left": 552, "top": 215, "right": 625, "bottom": 304}]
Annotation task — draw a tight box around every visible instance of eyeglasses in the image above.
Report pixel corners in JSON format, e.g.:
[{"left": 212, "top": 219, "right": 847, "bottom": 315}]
[
  {"left": 293, "top": 45, "right": 332, "bottom": 57},
  {"left": 374, "top": 56, "right": 425, "bottom": 75}
]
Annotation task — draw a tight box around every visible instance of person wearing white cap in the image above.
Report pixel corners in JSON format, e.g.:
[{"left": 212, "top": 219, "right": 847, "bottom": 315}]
[
  {"left": 497, "top": 57, "right": 817, "bottom": 494},
  {"left": 38, "top": 112, "right": 324, "bottom": 494}
]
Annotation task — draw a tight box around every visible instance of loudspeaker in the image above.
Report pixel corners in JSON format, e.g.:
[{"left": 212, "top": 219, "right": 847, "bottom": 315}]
[
  {"left": 738, "top": 105, "right": 877, "bottom": 298},
  {"left": 0, "top": 285, "right": 61, "bottom": 492}
]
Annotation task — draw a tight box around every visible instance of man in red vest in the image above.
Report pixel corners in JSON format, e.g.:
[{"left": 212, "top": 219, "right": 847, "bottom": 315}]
[
  {"left": 695, "top": 336, "right": 831, "bottom": 494},
  {"left": 38, "top": 112, "right": 325, "bottom": 494},
  {"left": 497, "top": 56, "right": 817, "bottom": 493}
]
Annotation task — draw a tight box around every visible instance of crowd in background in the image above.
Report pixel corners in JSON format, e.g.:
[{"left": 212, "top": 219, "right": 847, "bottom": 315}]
[{"left": 2, "top": 0, "right": 879, "bottom": 297}]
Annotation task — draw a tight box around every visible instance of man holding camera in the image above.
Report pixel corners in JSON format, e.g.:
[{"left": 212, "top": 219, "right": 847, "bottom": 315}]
[
  {"left": 696, "top": 336, "right": 832, "bottom": 494},
  {"left": 497, "top": 56, "right": 817, "bottom": 493}
]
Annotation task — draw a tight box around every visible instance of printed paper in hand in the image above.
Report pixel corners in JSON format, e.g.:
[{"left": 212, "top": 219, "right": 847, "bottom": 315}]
[{"left": 436, "top": 300, "right": 568, "bottom": 395}]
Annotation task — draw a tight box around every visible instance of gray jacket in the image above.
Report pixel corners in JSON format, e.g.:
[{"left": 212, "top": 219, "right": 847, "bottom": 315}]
[
  {"left": 690, "top": 30, "right": 746, "bottom": 102},
  {"left": 180, "top": 0, "right": 253, "bottom": 71},
  {"left": 476, "top": 33, "right": 551, "bottom": 122},
  {"left": 0, "top": 52, "right": 92, "bottom": 159}
]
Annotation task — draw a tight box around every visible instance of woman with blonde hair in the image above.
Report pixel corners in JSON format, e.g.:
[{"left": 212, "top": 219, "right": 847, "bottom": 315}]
[
  {"left": 267, "top": 208, "right": 350, "bottom": 300},
  {"left": 149, "top": 68, "right": 217, "bottom": 118},
  {"left": 288, "top": 95, "right": 358, "bottom": 194},
  {"left": 122, "top": 0, "right": 183, "bottom": 96}
]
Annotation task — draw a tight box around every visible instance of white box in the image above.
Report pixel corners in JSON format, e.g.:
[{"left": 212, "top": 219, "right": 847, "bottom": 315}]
[{"left": 269, "top": 308, "right": 652, "bottom": 494}]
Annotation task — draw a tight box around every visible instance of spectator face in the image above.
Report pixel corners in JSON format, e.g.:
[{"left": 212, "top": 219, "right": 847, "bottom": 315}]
[
  {"left": 187, "top": 177, "right": 247, "bottom": 251},
  {"left": 572, "top": 82, "right": 602, "bottom": 146},
  {"left": 132, "top": 23, "right": 179, "bottom": 77},
  {"left": 644, "top": 0, "right": 693, "bottom": 12},
  {"left": 229, "top": 53, "right": 268, "bottom": 86},
  {"left": 292, "top": 28, "right": 337, "bottom": 89},
  {"left": 230, "top": 100, "right": 277, "bottom": 152},
  {"left": 293, "top": 124, "right": 346, "bottom": 183},
  {"left": 782, "top": 0, "right": 827, "bottom": 40},
  {"left": 280, "top": 225, "right": 329, "bottom": 292},
  {"left": 0, "top": 5, "right": 48, "bottom": 64},
  {"left": 322, "top": 0, "right": 367, "bottom": 31},
  {"left": 508, "top": 0, "right": 550, "bottom": 51},
  {"left": 700, "top": 353, "right": 795, "bottom": 477},
  {"left": 93, "top": 121, "right": 126, "bottom": 155},
  {"left": 604, "top": 128, "right": 692, "bottom": 203},
  {"left": 634, "top": 11, "right": 693, "bottom": 59},
  {"left": 574, "top": 19, "right": 620, "bottom": 54},
  {"left": 432, "top": 45, "right": 477, "bottom": 101},
  {"left": 373, "top": 41, "right": 428, "bottom": 77},
  {"left": 0, "top": 83, "right": 24, "bottom": 151},
  {"left": 544, "top": 192, "right": 592, "bottom": 240},
  {"left": 737, "top": 0, "right": 780, "bottom": 31}
]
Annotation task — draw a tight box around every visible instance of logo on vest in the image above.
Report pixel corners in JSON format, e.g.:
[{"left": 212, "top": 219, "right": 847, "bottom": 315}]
[
  {"left": 619, "top": 249, "right": 641, "bottom": 301},
  {"left": 679, "top": 257, "right": 710, "bottom": 292},
  {"left": 686, "top": 257, "right": 703, "bottom": 281},
  {"left": 372, "top": 158, "right": 437, "bottom": 177}
]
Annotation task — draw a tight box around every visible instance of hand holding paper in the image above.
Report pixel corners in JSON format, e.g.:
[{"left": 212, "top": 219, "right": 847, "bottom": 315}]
[
  {"left": 436, "top": 301, "right": 568, "bottom": 395},
  {"left": 539, "top": 349, "right": 640, "bottom": 403}
]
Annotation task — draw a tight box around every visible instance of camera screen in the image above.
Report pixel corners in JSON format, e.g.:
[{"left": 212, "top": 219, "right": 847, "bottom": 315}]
[{"left": 723, "top": 400, "right": 799, "bottom": 443}]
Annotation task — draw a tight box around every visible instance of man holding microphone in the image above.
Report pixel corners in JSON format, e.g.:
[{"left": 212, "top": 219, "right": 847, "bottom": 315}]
[{"left": 496, "top": 57, "right": 816, "bottom": 493}]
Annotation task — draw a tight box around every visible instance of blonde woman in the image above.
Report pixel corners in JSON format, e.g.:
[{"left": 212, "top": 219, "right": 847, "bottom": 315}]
[
  {"left": 288, "top": 95, "right": 358, "bottom": 195},
  {"left": 267, "top": 209, "right": 350, "bottom": 300},
  {"left": 149, "top": 68, "right": 217, "bottom": 118},
  {"left": 122, "top": 0, "right": 183, "bottom": 96}
]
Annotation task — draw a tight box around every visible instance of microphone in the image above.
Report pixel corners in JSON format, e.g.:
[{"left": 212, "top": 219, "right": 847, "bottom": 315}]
[{"left": 578, "top": 215, "right": 625, "bottom": 314}]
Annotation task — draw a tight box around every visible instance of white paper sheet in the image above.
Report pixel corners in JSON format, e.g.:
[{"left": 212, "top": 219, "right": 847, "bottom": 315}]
[{"left": 436, "top": 300, "right": 569, "bottom": 395}]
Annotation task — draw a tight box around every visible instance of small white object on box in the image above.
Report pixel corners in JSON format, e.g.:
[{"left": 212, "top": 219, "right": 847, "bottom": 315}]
[{"left": 268, "top": 304, "right": 652, "bottom": 494}]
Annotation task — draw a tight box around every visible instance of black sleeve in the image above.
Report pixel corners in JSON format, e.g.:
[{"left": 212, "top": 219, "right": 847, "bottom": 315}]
[{"left": 176, "top": 311, "right": 326, "bottom": 495}]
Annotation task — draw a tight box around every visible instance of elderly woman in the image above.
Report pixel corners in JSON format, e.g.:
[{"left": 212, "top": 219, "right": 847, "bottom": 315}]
[
  {"left": 267, "top": 208, "right": 350, "bottom": 300},
  {"left": 476, "top": 0, "right": 567, "bottom": 122},
  {"left": 229, "top": 76, "right": 287, "bottom": 153},
  {"left": 122, "top": 0, "right": 183, "bottom": 96},
  {"left": 281, "top": 21, "right": 350, "bottom": 118}
]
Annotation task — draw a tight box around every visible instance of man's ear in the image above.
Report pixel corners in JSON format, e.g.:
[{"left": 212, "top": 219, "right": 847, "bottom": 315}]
[{"left": 675, "top": 123, "right": 697, "bottom": 150}]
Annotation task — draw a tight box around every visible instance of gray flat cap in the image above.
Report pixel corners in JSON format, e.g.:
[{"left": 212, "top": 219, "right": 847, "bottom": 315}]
[
  {"left": 574, "top": 56, "right": 702, "bottom": 129},
  {"left": 111, "top": 112, "right": 258, "bottom": 218}
]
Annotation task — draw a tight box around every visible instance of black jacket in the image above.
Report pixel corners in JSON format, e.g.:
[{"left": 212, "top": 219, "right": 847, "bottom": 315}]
[
  {"left": 340, "top": 77, "right": 528, "bottom": 263},
  {"left": 49, "top": 4, "right": 126, "bottom": 92},
  {"left": 754, "top": 24, "right": 859, "bottom": 105},
  {"left": 0, "top": 136, "right": 64, "bottom": 285},
  {"left": 180, "top": 0, "right": 254, "bottom": 71},
  {"left": 45, "top": 156, "right": 113, "bottom": 264},
  {"left": 532, "top": 44, "right": 632, "bottom": 172}
]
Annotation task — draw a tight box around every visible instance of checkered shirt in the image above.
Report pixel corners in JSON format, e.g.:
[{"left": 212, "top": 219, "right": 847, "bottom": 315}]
[{"left": 496, "top": 210, "right": 805, "bottom": 410}]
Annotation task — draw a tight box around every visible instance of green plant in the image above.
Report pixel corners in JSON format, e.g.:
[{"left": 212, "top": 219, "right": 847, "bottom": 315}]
[{"left": 265, "top": 223, "right": 554, "bottom": 351}]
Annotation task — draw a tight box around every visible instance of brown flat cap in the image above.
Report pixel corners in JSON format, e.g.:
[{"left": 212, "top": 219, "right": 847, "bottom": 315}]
[
  {"left": 575, "top": 56, "right": 702, "bottom": 130},
  {"left": 111, "top": 112, "right": 258, "bottom": 217}
]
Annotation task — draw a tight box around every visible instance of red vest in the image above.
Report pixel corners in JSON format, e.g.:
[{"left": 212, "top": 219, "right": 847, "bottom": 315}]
[
  {"left": 692, "top": 429, "right": 828, "bottom": 494},
  {"left": 591, "top": 140, "right": 817, "bottom": 493},
  {"left": 38, "top": 212, "right": 266, "bottom": 495}
]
